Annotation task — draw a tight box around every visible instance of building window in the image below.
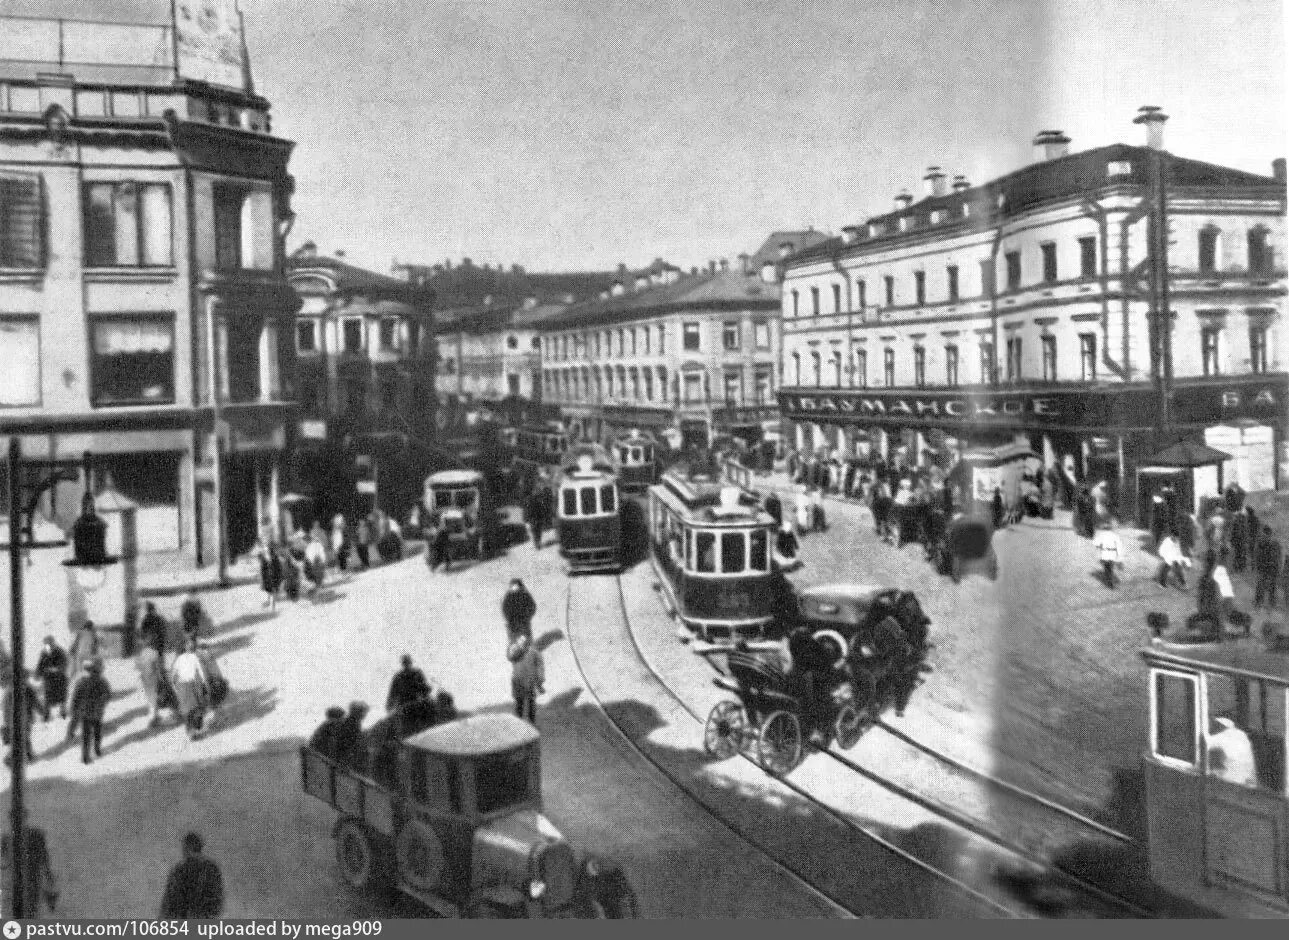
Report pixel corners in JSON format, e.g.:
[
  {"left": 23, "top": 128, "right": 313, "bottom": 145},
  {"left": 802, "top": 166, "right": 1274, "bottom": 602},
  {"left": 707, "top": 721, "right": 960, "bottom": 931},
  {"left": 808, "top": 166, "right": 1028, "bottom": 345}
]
[
  {"left": 643, "top": 369, "right": 654, "bottom": 401},
  {"left": 913, "top": 347, "right": 926, "bottom": 387},
  {"left": 342, "top": 319, "right": 363, "bottom": 353},
  {"left": 1041, "top": 335, "right": 1057, "bottom": 381},
  {"left": 791, "top": 290, "right": 799, "bottom": 318},
  {"left": 0, "top": 172, "right": 46, "bottom": 268},
  {"left": 723, "top": 370, "right": 742, "bottom": 403},
  {"left": 946, "top": 265, "right": 959, "bottom": 303},
  {"left": 506, "top": 334, "right": 518, "bottom": 350},
  {"left": 856, "top": 279, "right": 867, "bottom": 310},
  {"left": 830, "top": 352, "right": 842, "bottom": 386},
  {"left": 531, "top": 336, "right": 541, "bottom": 350},
  {"left": 810, "top": 286, "right": 820, "bottom": 316},
  {"left": 212, "top": 183, "right": 246, "bottom": 270},
  {"left": 1198, "top": 227, "right": 1219, "bottom": 275},
  {"left": 657, "top": 325, "right": 666, "bottom": 354},
  {"left": 1249, "top": 324, "right": 1268, "bottom": 374},
  {"left": 832, "top": 283, "right": 843, "bottom": 313},
  {"left": 1201, "top": 325, "right": 1222, "bottom": 375},
  {"left": 1248, "top": 228, "right": 1273, "bottom": 277},
  {"left": 791, "top": 352, "right": 801, "bottom": 386},
  {"left": 754, "top": 368, "right": 771, "bottom": 403},
  {"left": 442, "top": 357, "right": 456, "bottom": 375},
  {"left": 0, "top": 317, "right": 40, "bottom": 406},
  {"left": 296, "top": 320, "right": 318, "bottom": 353},
  {"left": 90, "top": 316, "right": 175, "bottom": 406},
  {"left": 914, "top": 271, "right": 926, "bottom": 306},
  {"left": 945, "top": 345, "right": 959, "bottom": 387},
  {"left": 883, "top": 348, "right": 895, "bottom": 386},
  {"left": 1040, "top": 243, "right": 1057, "bottom": 283},
  {"left": 754, "top": 321, "right": 770, "bottom": 350},
  {"left": 980, "top": 341, "right": 995, "bottom": 384},
  {"left": 593, "top": 333, "right": 601, "bottom": 357},
  {"left": 1080, "top": 333, "right": 1097, "bottom": 381},
  {"left": 507, "top": 373, "right": 520, "bottom": 396},
  {"left": 1005, "top": 251, "right": 1022, "bottom": 290},
  {"left": 723, "top": 321, "right": 741, "bottom": 351},
  {"left": 379, "top": 319, "right": 399, "bottom": 351},
  {"left": 1079, "top": 236, "right": 1097, "bottom": 277},
  {"left": 808, "top": 352, "right": 820, "bottom": 386},
  {"left": 979, "top": 259, "right": 995, "bottom": 297},
  {"left": 683, "top": 322, "right": 701, "bottom": 351},
  {"left": 642, "top": 328, "right": 651, "bottom": 354},
  {"left": 616, "top": 329, "right": 625, "bottom": 357},
  {"left": 683, "top": 372, "right": 703, "bottom": 403},
  {"left": 884, "top": 275, "right": 895, "bottom": 306},
  {"left": 84, "top": 182, "right": 172, "bottom": 267},
  {"left": 854, "top": 349, "right": 867, "bottom": 388},
  {"left": 1006, "top": 336, "right": 1022, "bottom": 381}
]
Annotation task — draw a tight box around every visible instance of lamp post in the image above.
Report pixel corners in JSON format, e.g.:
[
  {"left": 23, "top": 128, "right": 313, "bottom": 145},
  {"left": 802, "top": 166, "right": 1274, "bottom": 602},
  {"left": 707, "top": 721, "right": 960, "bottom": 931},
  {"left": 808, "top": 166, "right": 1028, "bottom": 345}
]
[{"left": 5, "top": 444, "right": 116, "bottom": 917}]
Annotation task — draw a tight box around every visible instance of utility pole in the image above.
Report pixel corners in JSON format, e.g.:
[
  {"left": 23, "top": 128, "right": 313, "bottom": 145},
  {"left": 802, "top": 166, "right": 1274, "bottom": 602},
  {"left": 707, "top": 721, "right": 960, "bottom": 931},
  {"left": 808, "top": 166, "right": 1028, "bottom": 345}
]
[
  {"left": 8, "top": 438, "right": 28, "bottom": 919},
  {"left": 1136, "top": 106, "right": 1173, "bottom": 447}
]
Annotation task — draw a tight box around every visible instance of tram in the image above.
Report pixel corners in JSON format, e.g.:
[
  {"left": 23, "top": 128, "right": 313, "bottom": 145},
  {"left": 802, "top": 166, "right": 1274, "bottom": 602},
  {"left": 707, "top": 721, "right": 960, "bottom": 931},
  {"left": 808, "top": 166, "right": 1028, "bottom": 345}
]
[
  {"left": 513, "top": 423, "right": 571, "bottom": 480},
  {"left": 646, "top": 462, "right": 783, "bottom": 645},
  {"left": 612, "top": 429, "right": 659, "bottom": 494},
  {"left": 556, "top": 445, "right": 622, "bottom": 573},
  {"left": 1141, "top": 632, "right": 1289, "bottom": 916}
]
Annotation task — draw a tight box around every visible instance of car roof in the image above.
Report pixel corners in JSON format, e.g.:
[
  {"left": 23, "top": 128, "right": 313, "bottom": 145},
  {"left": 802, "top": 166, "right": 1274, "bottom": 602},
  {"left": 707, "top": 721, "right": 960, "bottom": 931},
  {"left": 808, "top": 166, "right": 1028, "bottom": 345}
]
[
  {"left": 405, "top": 713, "right": 540, "bottom": 757},
  {"left": 798, "top": 583, "right": 892, "bottom": 603},
  {"left": 427, "top": 469, "right": 483, "bottom": 486}
]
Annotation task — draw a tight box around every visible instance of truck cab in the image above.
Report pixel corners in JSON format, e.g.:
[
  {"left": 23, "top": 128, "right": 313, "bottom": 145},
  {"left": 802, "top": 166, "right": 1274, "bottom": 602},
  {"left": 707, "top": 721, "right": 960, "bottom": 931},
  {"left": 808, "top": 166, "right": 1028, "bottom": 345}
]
[{"left": 302, "top": 713, "right": 636, "bottom": 918}]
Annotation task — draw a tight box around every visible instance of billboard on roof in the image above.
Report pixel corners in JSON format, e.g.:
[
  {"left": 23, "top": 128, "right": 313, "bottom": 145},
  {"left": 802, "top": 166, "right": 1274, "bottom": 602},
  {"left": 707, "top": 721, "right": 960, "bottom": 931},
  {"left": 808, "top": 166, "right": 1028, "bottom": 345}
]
[{"left": 174, "top": 0, "right": 250, "bottom": 92}]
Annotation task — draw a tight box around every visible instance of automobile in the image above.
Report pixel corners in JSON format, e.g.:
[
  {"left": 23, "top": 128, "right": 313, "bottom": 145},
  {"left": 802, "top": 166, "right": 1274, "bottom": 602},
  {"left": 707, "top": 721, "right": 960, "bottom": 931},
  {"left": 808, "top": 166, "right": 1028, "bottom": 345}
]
[{"left": 301, "top": 712, "right": 638, "bottom": 918}]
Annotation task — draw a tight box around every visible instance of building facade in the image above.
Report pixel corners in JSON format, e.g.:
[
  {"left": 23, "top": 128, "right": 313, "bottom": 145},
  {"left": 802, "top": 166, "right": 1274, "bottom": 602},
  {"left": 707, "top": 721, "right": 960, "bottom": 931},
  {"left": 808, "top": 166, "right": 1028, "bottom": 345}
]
[
  {"left": 779, "top": 110, "right": 1287, "bottom": 512},
  {"left": 286, "top": 244, "right": 435, "bottom": 522},
  {"left": 0, "top": 2, "right": 298, "bottom": 563}
]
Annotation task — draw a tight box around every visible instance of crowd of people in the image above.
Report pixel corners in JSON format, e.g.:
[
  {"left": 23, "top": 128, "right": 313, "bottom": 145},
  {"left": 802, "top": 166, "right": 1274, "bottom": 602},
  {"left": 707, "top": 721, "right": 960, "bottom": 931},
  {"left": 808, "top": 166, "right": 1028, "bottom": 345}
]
[{"left": 253, "top": 510, "right": 406, "bottom": 606}]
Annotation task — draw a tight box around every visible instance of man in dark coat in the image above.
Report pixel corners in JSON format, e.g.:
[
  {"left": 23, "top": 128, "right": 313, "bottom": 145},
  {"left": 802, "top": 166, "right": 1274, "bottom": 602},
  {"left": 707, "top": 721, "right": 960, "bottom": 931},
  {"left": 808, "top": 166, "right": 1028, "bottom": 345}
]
[
  {"left": 68, "top": 658, "right": 111, "bottom": 765},
  {"left": 139, "top": 602, "right": 168, "bottom": 657},
  {"left": 763, "top": 492, "right": 782, "bottom": 526},
  {"left": 160, "top": 833, "right": 223, "bottom": 919},
  {"left": 386, "top": 654, "right": 431, "bottom": 714},
  {"left": 308, "top": 706, "right": 346, "bottom": 759},
  {"left": 526, "top": 486, "right": 549, "bottom": 550},
  {"left": 502, "top": 578, "right": 537, "bottom": 642},
  {"left": 1253, "top": 526, "right": 1284, "bottom": 609},
  {"left": 36, "top": 635, "right": 69, "bottom": 720},
  {"left": 1230, "top": 509, "right": 1249, "bottom": 573},
  {"left": 333, "top": 701, "right": 369, "bottom": 772},
  {"left": 1, "top": 811, "right": 58, "bottom": 916}
]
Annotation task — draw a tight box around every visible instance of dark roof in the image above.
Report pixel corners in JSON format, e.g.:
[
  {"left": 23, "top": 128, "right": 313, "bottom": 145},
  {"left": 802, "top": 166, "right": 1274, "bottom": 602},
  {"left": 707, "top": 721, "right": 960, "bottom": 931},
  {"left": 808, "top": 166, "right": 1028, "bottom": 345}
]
[
  {"left": 393, "top": 263, "right": 624, "bottom": 309},
  {"left": 288, "top": 253, "right": 433, "bottom": 306},
  {"left": 539, "top": 268, "right": 780, "bottom": 330},
  {"left": 1146, "top": 440, "right": 1232, "bottom": 468},
  {"left": 748, "top": 229, "right": 832, "bottom": 270},
  {"left": 788, "top": 144, "right": 1283, "bottom": 267}
]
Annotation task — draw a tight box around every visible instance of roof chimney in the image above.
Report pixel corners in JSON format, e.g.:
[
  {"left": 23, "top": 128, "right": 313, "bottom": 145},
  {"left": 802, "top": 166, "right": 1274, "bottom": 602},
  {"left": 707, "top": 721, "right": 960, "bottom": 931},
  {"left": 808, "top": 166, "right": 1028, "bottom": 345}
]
[
  {"left": 1274, "top": 158, "right": 1286, "bottom": 184},
  {"left": 738, "top": 253, "right": 750, "bottom": 274},
  {"left": 923, "top": 166, "right": 947, "bottom": 198},
  {"left": 635, "top": 275, "right": 649, "bottom": 290},
  {"left": 610, "top": 280, "right": 626, "bottom": 297},
  {"left": 617, "top": 262, "right": 628, "bottom": 275},
  {"left": 760, "top": 261, "right": 778, "bottom": 284},
  {"left": 841, "top": 225, "right": 861, "bottom": 245},
  {"left": 1032, "top": 130, "right": 1071, "bottom": 161},
  {"left": 778, "top": 241, "right": 795, "bottom": 259},
  {"left": 334, "top": 249, "right": 346, "bottom": 258},
  {"left": 719, "top": 258, "right": 729, "bottom": 272},
  {"left": 894, "top": 190, "right": 913, "bottom": 211},
  {"left": 951, "top": 175, "right": 970, "bottom": 193},
  {"left": 1133, "top": 106, "right": 1168, "bottom": 150}
]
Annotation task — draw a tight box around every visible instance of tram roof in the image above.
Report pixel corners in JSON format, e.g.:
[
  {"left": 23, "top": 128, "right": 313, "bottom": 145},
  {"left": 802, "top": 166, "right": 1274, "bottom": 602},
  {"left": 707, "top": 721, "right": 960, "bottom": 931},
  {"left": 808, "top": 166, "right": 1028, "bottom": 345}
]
[
  {"left": 1142, "top": 638, "right": 1289, "bottom": 687},
  {"left": 652, "top": 478, "right": 771, "bottom": 526},
  {"left": 426, "top": 469, "right": 484, "bottom": 486}
]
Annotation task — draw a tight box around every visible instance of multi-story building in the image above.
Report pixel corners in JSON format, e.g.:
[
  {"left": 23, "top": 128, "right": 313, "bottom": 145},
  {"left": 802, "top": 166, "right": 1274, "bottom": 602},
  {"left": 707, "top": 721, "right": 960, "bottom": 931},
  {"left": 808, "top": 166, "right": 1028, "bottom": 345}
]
[
  {"left": 539, "top": 255, "right": 789, "bottom": 449},
  {"left": 286, "top": 243, "right": 435, "bottom": 521},
  {"left": 0, "top": 1, "right": 298, "bottom": 563},
  {"left": 779, "top": 109, "right": 1286, "bottom": 511}
]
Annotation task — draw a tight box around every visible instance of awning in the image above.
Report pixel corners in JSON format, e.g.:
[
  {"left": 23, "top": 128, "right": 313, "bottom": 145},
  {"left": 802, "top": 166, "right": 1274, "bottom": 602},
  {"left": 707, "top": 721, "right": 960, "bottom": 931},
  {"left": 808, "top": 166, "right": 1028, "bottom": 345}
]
[{"left": 1146, "top": 440, "right": 1232, "bottom": 468}]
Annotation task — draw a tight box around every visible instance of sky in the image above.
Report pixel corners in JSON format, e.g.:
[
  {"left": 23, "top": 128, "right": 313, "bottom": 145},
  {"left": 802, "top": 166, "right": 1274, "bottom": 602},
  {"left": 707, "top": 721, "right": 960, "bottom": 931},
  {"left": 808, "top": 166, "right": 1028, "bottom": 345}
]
[{"left": 30, "top": 0, "right": 1282, "bottom": 275}]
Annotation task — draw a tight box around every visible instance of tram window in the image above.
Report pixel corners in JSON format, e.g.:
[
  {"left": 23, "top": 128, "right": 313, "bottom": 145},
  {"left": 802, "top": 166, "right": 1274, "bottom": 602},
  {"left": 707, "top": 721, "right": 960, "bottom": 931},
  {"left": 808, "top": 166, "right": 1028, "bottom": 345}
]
[
  {"left": 1152, "top": 671, "right": 1198, "bottom": 766},
  {"left": 1205, "top": 673, "right": 1286, "bottom": 792},
  {"left": 720, "top": 532, "right": 745, "bottom": 573},
  {"left": 600, "top": 485, "right": 616, "bottom": 514},
  {"left": 618, "top": 447, "right": 629, "bottom": 463},
  {"left": 454, "top": 491, "right": 475, "bottom": 509},
  {"left": 696, "top": 532, "right": 717, "bottom": 573},
  {"left": 580, "top": 487, "right": 597, "bottom": 515},
  {"left": 562, "top": 489, "right": 577, "bottom": 517},
  {"left": 632, "top": 447, "right": 642, "bottom": 462},
  {"left": 749, "top": 529, "right": 769, "bottom": 571}
]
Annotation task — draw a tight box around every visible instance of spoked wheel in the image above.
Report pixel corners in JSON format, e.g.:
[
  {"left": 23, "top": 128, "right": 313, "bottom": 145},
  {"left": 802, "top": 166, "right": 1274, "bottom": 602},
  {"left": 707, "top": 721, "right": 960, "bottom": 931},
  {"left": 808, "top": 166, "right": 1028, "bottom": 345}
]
[
  {"left": 335, "top": 818, "right": 382, "bottom": 891},
  {"left": 833, "top": 703, "right": 865, "bottom": 750},
  {"left": 703, "top": 700, "right": 747, "bottom": 759},
  {"left": 757, "top": 710, "right": 803, "bottom": 776}
]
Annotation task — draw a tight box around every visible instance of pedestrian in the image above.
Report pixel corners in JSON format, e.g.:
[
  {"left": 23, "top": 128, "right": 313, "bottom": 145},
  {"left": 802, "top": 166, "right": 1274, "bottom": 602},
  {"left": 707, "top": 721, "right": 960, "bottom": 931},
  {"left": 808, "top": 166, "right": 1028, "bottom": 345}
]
[
  {"left": 1224, "top": 481, "right": 1246, "bottom": 514},
  {"left": 180, "top": 594, "right": 207, "bottom": 644},
  {"left": 304, "top": 530, "right": 327, "bottom": 595},
  {"left": 1253, "top": 525, "right": 1283, "bottom": 608},
  {"left": 763, "top": 491, "right": 782, "bottom": 526},
  {"left": 355, "top": 517, "right": 372, "bottom": 569},
  {"left": 254, "top": 540, "right": 282, "bottom": 611},
  {"left": 195, "top": 642, "right": 228, "bottom": 729},
  {"left": 68, "top": 657, "right": 110, "bottom": 765},
  {"left": 1156, "top": 533, "right": 1188, "bottom": 589},
  {"left": 1206, "top": 511, "right": 1228, "bottom": 558},
  {"left": 809, "top": 486, "right": 826, "bottom": 533},
  {"left": 992, "top": 486, "right": 1006, "bottom": 530},
  {"left": 279, "top": 544, "right": 302, "bottom": 602},
  {"left": 526, "top": 486, "right": 548, "bottom": 550},
  {"left": 794, "top": 487, "right": 810, "bottom": 534},
  {"left": 774, "top": 520, "right": 802, "bottom": 571},
  {"left": 136, "top": 645, "right": 171, "bottom": 728},
  {"left": 1230, "top": 508, "right": 1249, "bottom": 574},
  {"left": 1212, "top": 550, "right": 1240, "bottom": 630},
  {"left": 508, "top": 634, "right": 545, "bottom": 723},
  {"left": 308, "top": 706, "right": 346, "bottom": 759},
  {"left": 159, "top": 833, "right": 224, "bottom": 919},
  {"left": 1093, "top": 520, "right": 1124, "bottom": 589},
  {"left": 170, "top": 636, "right": 210, "bottom": 740},
  {"left": 1197, "top": 549, "right": 1224, "bottom": 631},
  {"left": 0, "top": 810, "right": 59, "bottom": 916},
  {"left": 334, "top": 701, "right": 370, "bottom": 772},
  {"left": 36, "top": 635, "right": 69, "bottom": 721},
  {"left": 502, "top": 578, "right": 537, "bottom": 642},
  {"left": 139, "top": 602, "right": 168, "bottom": 657},
  {"left": 331, "top": 514, "right": 350, "bottom": 572},
  {"left": 429, "top": 520, "right": 451, "bottom": 573},
  {"left": 68, "top": 621, "right": 99, "bottom": 684},
  {"left": 386, "top": 654, "right": 431, "bottom": 714}
]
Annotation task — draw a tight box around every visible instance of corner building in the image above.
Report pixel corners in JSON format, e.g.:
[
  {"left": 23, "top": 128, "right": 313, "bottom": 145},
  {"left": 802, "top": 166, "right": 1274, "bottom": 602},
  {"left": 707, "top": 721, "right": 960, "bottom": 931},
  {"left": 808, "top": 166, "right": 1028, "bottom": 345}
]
[
  {"left": 780, "top": 112, "right": 1286, "bottom": 515},
  {"left": 0, "top": 2, "right": 298, "bottom": 562}
]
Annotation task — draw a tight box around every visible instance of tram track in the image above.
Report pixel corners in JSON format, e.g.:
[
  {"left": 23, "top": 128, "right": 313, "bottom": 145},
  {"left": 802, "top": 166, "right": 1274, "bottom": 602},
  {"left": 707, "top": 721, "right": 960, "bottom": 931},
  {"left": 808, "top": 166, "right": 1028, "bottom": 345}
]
[{"left": 566, "top": 571, "right": 1026, "bottom": 918}]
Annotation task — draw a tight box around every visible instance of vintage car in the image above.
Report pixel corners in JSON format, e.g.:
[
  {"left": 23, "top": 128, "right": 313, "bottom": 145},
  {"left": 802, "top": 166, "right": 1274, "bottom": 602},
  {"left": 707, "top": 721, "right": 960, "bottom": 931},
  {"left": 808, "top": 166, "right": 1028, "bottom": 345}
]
[
  {"left": 301, "top": 713, "right": 638, "bottom": 918},
  {"left": 928, "top": 513, "right": 998, "bottom": 583},
  {"left": 424, "top": 469, "right": 496, "bottom": 563}
]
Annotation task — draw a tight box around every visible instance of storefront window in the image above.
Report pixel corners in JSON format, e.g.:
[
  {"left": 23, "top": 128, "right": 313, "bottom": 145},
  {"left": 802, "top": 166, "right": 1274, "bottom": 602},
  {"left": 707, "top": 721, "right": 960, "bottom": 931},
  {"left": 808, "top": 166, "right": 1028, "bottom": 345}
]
[
  {"left": 0, "top": 317, "right": 40, "bottom": 406},
  {"left": 1006, "top": 336, "right": 1022, "bottom": 381},
  {"left": 90, "top": 316, "right": 175, "bottom": 406}
]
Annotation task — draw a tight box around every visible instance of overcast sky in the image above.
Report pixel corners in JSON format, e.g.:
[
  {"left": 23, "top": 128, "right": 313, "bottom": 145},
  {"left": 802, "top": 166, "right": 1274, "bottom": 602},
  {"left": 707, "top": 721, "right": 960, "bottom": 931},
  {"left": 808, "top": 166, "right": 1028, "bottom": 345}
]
[{"left": 227, "top": 0, "right": 1285, "bottom": 273}]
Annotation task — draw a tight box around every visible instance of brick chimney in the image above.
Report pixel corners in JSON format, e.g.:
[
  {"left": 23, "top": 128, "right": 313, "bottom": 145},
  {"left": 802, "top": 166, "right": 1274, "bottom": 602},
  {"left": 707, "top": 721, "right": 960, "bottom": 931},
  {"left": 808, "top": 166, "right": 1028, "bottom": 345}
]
[
  {"left": 951, "top": 175, "right": 970, "bottom": 193},
  {"left": 611, "top": 280, "right": 626, "bottom": 297},
  {"left": 1032, "top": 130, "right": 1071, "bottom": 161},
  {"left": 1133, "top": 106, "right": 1168, "bottom": 150},
  {"left": 841, "top": 225, "right": 861, "bottom": 245},
  {"left": 923, "top": 166, "right": 947, "bottom": 198}
]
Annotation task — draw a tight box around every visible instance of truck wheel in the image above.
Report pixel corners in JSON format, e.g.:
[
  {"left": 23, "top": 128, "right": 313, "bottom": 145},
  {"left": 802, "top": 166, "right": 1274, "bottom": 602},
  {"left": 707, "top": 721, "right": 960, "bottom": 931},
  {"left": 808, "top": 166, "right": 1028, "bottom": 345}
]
[
  {"left": 395, "top": 818, "right": 445, "bottom": 893},
  {"left": 335, "top": 819, "right": 382, "bottom": 891}
]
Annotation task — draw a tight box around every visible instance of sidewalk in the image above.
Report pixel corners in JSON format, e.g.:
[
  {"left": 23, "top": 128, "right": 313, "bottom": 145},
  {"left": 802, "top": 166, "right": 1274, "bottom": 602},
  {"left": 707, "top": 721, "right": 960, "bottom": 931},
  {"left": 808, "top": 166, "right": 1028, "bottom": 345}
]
[{"left": 135, "top": 550, "right": 260, "bottom": 598}]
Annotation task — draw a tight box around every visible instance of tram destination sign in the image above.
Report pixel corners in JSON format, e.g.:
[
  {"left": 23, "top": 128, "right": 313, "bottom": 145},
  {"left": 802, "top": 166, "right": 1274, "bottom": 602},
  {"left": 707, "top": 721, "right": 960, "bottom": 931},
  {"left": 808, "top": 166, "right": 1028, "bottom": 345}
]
[{"left": 778, "top": 376, "right": 1285, "bottom": 431}]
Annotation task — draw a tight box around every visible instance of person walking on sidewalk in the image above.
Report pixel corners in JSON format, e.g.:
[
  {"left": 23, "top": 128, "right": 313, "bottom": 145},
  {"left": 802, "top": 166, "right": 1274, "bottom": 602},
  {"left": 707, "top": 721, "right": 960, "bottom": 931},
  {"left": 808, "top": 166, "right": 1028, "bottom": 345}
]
[
  {"left": 68, "top": 621, "right": 99, "bottom": 686},
  {"left": 1, "top": 810, "right": 60, "bottom": 916},
  {"left": 1157, "top": 533, "right": 1188, "bottom": 589},
  {"left": 526, "top": 485, "right": 550, "bottom": 550},
  {"left": 139, "top": 602, "right": 169, "bottom": 657},
  {"left": 136, "top": 645, "right": 174, "bottom": 728},
  {"left": 331, "top": 514, "right": 350, "bottom": 572},
  {"left": 502, "top": 578, "right": 537, "bottom": 643},
  {"left": 1253, "top": 526, "right": 1284, "bottom": 608},
  {"left": 36, "top": 635, "right": 69, "bottom": 721},
  {"left": 386, "top": 654, "right": 431, "bottom": 714},
  {"left": 160, "top": 833, "right": 224, "bottom": 919},
  {"left": 255, "top": 540, "right": 283, "bottom": 611},
  {"left": 1093, "top": 520, "right": 1124, "bottom": 589},
  {"left": 68, "top": 657, "right": 110, "bottom": 765},
  {"left": 170, "top": 637, "right": 210, "bottom": 740},
  {"left": 355, "top": 517, "right": 372, "bottom": 569},
  {"left": 508, "top": 634, "right": 544, "bottom": 723},
  {"left": 809, "top": 486, "right": 826, "bottom": 533}
]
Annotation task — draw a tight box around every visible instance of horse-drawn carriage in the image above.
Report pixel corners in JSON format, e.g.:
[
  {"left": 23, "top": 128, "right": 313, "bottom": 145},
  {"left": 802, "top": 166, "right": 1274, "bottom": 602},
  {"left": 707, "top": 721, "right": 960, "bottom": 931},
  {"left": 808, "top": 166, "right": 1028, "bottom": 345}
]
[{"left": 702, "top": 584, "right": 932, "bottom": 775}]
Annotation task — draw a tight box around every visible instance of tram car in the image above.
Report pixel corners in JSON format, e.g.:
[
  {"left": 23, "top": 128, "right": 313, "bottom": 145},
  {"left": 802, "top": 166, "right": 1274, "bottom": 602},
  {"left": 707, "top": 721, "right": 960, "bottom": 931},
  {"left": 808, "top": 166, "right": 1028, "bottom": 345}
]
[
  {"left": 612, "top": 429, "right": 659, "bottom": 494},
  {"left": 647, "top": 462, "right": 784, "bottom": 645},
  {"left": 514, "top": 423, "right": 571, "bottom": 477},
  {"left": 556, "top": 445, "right": 622, "bottom": 573},
  {"left": 423, "top": 469, "right": 496, "bottom": 562},
  {"left": 1141, "top": 631, "right": 1289, "bottom": 916}
]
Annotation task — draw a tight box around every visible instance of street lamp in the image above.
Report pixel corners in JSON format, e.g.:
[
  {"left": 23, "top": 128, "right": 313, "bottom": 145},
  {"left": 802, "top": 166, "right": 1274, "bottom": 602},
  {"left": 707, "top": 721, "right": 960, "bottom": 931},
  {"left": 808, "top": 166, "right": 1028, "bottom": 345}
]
[{"left": 6, "top": 445, "right": 117, "bottom": 917}]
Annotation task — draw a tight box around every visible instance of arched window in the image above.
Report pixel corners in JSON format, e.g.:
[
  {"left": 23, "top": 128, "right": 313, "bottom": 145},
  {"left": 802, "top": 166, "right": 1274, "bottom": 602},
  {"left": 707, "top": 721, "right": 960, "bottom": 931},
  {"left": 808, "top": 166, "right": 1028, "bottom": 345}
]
[
  {"left": 605, "top": 368, "right": 614, "bottom": 398},
  {"left": 1248, "top": 226, "right": 1273, "bottom": 277},
  {"left": 810, "top": 351, "right": 822, "bottom": 386},
  {"left": 1198, "top": 224, "right": 1221, "bottom": 275},
  {"left": 853, "top": 349, "right": 867, "bottom": 388},
  {"left": 791, "top": 352, "right": 801, "bottom": 386},
  {"left": 830, "top": 351, "right": 842, "bottom": 386}
]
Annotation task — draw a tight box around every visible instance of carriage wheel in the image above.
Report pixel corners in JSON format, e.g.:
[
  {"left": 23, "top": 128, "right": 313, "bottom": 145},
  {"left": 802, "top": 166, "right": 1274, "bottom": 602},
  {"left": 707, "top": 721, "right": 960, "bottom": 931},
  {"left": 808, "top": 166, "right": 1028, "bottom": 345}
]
[
  {"left": 757, "top": 710, "right": 803, "bottom": 776},
  {"left": 703, "top": 701, "right": 748, "bottom": 759},
  {"left": 811, "top": 629, "right": 849, "bottom": 668},
  {"left": 335, "top": 818, "right": 384, "bottom": 891},
  {"left": 834, "top": 704, "right": 865, "bottom": 750}
]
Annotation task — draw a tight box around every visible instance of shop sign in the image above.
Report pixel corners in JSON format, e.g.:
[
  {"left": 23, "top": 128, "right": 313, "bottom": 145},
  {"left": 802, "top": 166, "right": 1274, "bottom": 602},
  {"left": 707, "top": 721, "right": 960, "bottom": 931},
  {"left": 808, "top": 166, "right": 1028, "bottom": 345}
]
[
  {"left": 778, "top": 389, "right": 1065, "bottom": 425},
  {"left": 714, "top": 405, "right": 779, "bottom": 426}
]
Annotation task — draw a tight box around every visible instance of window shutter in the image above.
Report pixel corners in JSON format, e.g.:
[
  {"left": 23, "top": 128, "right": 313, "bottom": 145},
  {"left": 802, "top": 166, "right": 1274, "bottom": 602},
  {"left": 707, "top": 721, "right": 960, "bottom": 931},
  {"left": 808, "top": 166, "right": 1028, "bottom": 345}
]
[{"left": 0, "top": 173, "right": 46, "bottom": 269}]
